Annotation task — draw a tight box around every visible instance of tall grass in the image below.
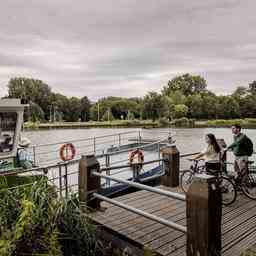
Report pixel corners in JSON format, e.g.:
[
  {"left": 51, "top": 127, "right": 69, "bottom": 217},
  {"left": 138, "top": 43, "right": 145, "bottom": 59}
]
[{"left": 0, "top": 177, "right": 101, "bottom": 256}]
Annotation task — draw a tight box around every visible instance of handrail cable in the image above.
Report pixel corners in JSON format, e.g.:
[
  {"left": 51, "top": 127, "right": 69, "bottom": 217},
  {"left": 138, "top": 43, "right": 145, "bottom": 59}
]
[
  {"left": 93, "top": 192, "right": 187, "bottom": 233},
  {"left": 92, "top": 172, "right": 185, "bottom": 201}
]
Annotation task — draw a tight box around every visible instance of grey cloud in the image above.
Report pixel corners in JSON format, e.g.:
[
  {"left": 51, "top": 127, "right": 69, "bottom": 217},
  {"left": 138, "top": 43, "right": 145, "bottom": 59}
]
[{"left": 1, "top": 0, "right": 256, "bottom": 100}]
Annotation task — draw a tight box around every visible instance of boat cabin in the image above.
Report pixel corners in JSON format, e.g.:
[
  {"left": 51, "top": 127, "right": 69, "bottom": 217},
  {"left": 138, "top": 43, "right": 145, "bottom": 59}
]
[{"left": 0, "top": 99, "right": 27, "bottom": 172}]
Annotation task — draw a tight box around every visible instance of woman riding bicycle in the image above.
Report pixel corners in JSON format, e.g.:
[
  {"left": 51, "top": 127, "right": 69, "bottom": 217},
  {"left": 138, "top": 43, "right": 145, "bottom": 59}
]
[{"left": 191, "top": 133, "right": 221, "bottom": 174}]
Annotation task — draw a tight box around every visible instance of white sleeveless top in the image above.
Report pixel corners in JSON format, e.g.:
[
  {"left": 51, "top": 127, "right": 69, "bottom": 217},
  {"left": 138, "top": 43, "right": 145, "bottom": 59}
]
[{"left": 201, "top": 145, "right": 220, "bottom": 163}]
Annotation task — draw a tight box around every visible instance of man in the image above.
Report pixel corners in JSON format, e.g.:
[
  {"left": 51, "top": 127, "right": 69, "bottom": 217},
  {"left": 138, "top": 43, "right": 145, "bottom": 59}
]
[
  {"left": 17, "top": 137, "right": 33, "bottom": 169},
  {"left": 227, "top": 124, "right": 253, "bottom": 177},
  {"left": 0, "top": 133, "right": 13, "bottom": 152}
]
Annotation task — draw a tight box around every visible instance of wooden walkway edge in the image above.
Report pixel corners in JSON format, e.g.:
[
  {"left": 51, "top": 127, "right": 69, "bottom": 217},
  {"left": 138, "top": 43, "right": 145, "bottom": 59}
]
[{"left": 89, "top": 186, "right": 256, "bottom": 256}]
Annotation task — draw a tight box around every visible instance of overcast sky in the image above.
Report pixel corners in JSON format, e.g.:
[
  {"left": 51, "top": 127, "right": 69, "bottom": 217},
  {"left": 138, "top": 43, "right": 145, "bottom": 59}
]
[{"left": 1, "top": 0, "right": 256, "bottom": 100}]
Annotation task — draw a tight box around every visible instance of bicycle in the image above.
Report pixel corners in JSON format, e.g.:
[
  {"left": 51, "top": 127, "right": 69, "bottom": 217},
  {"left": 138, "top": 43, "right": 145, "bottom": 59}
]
[
  {"left": 180, "top": 159, "right": 204, "bottom": 193},
  {"left": 226, "top": 160, "right": 256, "bottom": 200},
  {"left": 180, "top": 159, "right": 237, "bottom": 205}
]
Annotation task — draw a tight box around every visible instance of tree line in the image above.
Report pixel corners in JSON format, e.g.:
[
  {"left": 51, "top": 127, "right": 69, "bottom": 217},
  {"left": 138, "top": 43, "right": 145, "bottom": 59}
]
[{"left": 5, "top": 74, "right": 256, "bottom": 122}]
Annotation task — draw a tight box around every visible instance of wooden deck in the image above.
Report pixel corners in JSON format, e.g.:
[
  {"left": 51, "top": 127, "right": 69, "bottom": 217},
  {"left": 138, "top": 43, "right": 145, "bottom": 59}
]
[{"left": 89, "top": 186, "right": 256, "bottom": 256}]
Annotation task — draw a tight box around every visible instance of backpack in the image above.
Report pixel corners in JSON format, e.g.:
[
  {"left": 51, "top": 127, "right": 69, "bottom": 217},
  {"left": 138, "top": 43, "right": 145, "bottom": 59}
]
[{"left": 243, "top": 135, "right": 254, "bottom": 156}]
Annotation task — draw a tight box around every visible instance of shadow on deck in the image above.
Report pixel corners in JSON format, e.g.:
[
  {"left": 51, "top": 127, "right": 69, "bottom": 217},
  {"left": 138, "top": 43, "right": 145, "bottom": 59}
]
[{"left": 89, "top": 186, "right": 256, "bottom": 256}]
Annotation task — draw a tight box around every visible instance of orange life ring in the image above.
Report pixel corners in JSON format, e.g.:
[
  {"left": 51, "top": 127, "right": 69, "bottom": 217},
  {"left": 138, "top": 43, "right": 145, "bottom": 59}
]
[
  {"left": 129, "top": 149, "right": 144, "bottom": 164},
  {"left": 59, "top": 143, "right": 76, "bottom": 161}
]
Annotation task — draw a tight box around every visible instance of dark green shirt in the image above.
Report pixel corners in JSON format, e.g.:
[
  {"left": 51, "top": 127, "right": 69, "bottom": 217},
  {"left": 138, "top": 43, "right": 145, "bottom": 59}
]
[{"left": 227, "top": 133, "right": 248, "bottom": 156}]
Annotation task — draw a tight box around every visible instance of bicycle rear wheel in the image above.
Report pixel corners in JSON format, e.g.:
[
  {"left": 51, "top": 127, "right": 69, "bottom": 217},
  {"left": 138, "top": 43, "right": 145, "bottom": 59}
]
[
  {"left": 220, "top": 177, "right": 236, "bottom": 206},
  {"left": 180, "top": 170, "right": 194, "bottom": 193},
  {"left": 241, "top": 172, "right": 256, "bottom": 199}
]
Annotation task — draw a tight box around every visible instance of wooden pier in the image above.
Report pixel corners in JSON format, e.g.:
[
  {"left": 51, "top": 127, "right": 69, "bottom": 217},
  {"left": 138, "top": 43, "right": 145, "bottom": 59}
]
[{"left": 89, "top": 186, "right": 256, "bottom": 256}]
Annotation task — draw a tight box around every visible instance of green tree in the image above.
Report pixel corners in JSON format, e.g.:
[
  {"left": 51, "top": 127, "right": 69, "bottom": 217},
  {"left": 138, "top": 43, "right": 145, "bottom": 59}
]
[
  {"left": 249, "top": 81, "right": 256, "bottom": 94},
  {"left": 7, "top": 77, "right": 52, "bottom": 120},
  {"left": 173, "top": 104, "right": 188, "bottom": 118},
  {"left": 102, "top": 109, "right": 115, "bottom": 121},
  {"left": 142, "top": 92, "right": 168, "bottom": 121},
  {"left": 80, "top": 96, "right": 91, "bottom": 121},
  {"left": 162, "top": 73, "right": 207, "bottom": 96}
]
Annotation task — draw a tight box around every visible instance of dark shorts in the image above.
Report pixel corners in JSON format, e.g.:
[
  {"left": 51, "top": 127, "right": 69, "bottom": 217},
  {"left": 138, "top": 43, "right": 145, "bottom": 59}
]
[{"left": 205, "top": 162, "right": 221, "bottom": 175}]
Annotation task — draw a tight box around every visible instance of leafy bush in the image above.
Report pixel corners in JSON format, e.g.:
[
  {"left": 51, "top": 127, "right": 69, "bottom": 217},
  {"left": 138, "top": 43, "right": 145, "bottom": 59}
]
[
  {"left": 171, "top": 117, "right": 195, "bottom": 127},
  {"left": 0, "top": 178, "right": 99, "bottom": 256},
  {"left": 158, "top": 117, "right": 170, "bottom": 127}
]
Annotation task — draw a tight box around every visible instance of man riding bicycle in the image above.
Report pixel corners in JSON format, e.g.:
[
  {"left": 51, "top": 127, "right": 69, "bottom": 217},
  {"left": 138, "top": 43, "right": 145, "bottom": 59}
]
[{"left": 226, "top": 124, "right": 254, "bottom": 179}]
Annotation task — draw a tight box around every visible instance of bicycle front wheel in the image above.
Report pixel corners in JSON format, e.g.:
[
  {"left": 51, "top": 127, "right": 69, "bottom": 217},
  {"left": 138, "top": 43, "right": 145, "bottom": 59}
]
[
  {"left": 220, "top": 177, "right": 236, "bottom": 206},
  {"left": 241, "top": 173, "right": 256, "bottom": 200},
  {"left": 180, "top": 170, "right": 194, "bottom": 193}
]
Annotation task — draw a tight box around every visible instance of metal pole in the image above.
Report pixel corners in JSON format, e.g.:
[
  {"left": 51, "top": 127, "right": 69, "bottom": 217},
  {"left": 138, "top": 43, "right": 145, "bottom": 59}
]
[
  {"left": 97, "top": 103, "right": 100, "bottom": 121},
  {"left": 94, "top": 193, "right": 187, "bottom": 233},
  {"left": 58, "top": 165, "right": 62, "bottom": 197},
  {"left": 100, "top": 158, "right": 163, "bottom": 172},
  {"left": 158, "top": 142, "right": 160, "bottom": 167},
  {"left": 106, "top": 154, "right": 110, "bottom": 186},
  {"left": 93, "top": 137, "right": 96, "bottom": 154},
  {"left": 64, "top": 164, "right": 68, "bottom": 198},
  {"left": 118, "top": 133, "right": 121, "bottom": 147},
  {"left": 92, "top": 172, "right": 186, "bottom": 201},
  {"left": 33, "top": 146, "right": 36, "bottom": 166}
]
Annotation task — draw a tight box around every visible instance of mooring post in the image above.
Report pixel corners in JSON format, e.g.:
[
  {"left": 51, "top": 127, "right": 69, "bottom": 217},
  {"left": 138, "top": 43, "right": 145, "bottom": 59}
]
[
  {"left": 78, "top": 155, "right": 101, "bottom": 209},
  {"left": 161, "top": 145, "right": 180, "bottom": 187},
  {"left": 186, "top": 174, "right": 222, "bottom": 256}
]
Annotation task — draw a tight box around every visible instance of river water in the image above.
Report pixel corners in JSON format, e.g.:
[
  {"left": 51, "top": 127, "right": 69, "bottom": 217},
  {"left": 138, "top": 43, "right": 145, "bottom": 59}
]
[
  {"left": 23, "top": 127, "right": 256, "bottom": 157},
  {"left": 21, "top": 127, "right": 256, "bottom": 190}
]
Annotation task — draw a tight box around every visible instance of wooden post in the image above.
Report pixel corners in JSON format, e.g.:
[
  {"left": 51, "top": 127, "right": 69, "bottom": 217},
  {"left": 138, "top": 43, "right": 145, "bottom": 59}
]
[
  {"left": 186, "top": 174, "right": 222, "bottom": 256},
  {"left": 161, "top": 145, "right": 180, "bottom": 187},
  {"left": 78, "top": 155, "right": 101, "bottom": 209}
]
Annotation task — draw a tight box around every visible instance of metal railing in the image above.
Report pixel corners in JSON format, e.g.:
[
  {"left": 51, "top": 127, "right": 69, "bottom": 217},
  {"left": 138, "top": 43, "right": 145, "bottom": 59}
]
[
  {"left": 27, "top": 130, "right": 175, "bottom": 167},
  {"left": 89, "top": 161, "right": 187, "bottom": 233}
]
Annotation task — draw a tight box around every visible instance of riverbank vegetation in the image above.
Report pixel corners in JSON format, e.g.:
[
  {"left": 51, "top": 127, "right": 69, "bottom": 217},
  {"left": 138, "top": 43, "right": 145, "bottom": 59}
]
[
  {"left": 3, "top": 74, "right": 256, "bottom": 126},
  {"left": 0, "top": 178, "right": 105, "bottom": 256}
]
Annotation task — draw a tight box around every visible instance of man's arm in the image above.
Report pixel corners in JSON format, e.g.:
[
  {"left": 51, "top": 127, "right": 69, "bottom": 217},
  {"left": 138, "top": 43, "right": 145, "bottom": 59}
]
[{"left": 227, "top": 134, "right": 245, "bottom": 150}]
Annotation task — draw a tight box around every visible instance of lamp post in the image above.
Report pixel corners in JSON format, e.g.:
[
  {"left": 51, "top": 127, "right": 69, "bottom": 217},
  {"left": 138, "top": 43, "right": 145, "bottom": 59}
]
[{"left": 97, "top": 103, "right": 100, "bottom": 122}]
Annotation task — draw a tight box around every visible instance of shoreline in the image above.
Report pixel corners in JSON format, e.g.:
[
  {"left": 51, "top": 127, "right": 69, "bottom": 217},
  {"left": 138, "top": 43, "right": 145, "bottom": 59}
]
[{"left": 23, "top": 119, "right": 256, "bottom": 130}]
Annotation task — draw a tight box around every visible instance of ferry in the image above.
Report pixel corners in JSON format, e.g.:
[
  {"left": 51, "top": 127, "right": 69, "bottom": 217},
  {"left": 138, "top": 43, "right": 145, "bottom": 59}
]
[{"left": 0, "top": 98, "right": 175, "bottom": 196}]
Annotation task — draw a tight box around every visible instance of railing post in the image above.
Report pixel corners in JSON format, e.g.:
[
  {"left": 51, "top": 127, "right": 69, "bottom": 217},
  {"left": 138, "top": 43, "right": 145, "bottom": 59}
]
[
  {"left": 78, "top": 155, "right": 101, "bottom": 209},
  {"left": 93, "top": 137, "right": 96, "bottom": 154},
  {"left": 161, "top": 145, "right": 180, "bottom": 187},
  {"left": 186, "top": 174, "right": 222, "bottom": 256},
  {"left": 58, "top": 165, "right": 63, "bottom": 197},
  {"left": 105, "top": 154, "right": 110, "bottom": 186},
  {"left": 118, "top": 133, "right": 121, "bottom": 147},
  {"left": 33, "top": 146, "right": 36, "bottom": 166}
]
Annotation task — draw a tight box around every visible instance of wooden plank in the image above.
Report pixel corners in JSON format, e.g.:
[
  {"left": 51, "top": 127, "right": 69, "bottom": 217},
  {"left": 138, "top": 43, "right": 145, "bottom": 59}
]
[
  {"left": 92, "top": 194, "right": 182, "bottom": 226},
  {"left": 144, "top": 219, "right": 186, "bottom": 249},
  {"left": 222, "top": 203, "right": 256, "bottom": 233},
  {"left": 222, "top": 215, "right": 256, "bottom": 250},
  {"left": 157, "top": 235, "right": 186, "bottom": 256},
  {"left": 223, "top": 230, "right": 256, "bottom": 256},
  {"left": 93, "top": 190, "right": 163, "bottom": 221},
  {"left": 114, "top": 200, "right": 185, "bottom": 232},
  {"left": 124, "top": 205, "right": 185, "bottom": 239},
  {"left": 88, "top": 185, "right": 256, "bottom": 256}
]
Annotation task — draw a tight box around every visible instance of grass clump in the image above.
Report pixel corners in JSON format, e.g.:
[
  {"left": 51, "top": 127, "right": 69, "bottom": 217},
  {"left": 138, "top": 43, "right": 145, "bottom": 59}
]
[{"left": 0, "top": 177, "right": 100, "bottom": 256}]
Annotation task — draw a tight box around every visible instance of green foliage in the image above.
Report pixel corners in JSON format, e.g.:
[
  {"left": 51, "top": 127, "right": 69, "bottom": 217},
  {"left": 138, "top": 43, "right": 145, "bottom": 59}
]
[
  {"left": 173, "top": 104, "right": 188, "bottom": 118},
  {"left": 163, "top": 73, "right": 207, "bottom": 96},
  {"left": 171, "top": 117, "right": 195, "bottom": 127},
  {"left": 5, "top": 75, "right": 256, "bottom": 123},
  {"left": 102, "top": 109, "right": 115, "bottom": 121},
  {"left": 142, "top": 92, "right": 168, "bottom": 121},
  {"left": 158, "top": 117, "right": 170, "bottom": 127},
  {"left": 0, "top": 178, "right": 99, "bottom": 256}
]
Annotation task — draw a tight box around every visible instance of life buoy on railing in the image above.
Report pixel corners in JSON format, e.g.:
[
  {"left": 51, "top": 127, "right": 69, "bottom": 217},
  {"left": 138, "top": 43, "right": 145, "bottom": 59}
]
[
  {"left": 129, "top": 149, "right": 144, "bottom": 165},
  {"left": 59, "top": 143, "right": 76, "bottom": 161}
]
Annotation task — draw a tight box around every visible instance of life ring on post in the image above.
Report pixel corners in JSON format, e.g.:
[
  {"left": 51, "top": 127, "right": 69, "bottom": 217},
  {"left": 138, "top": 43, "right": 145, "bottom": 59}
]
[
  {"left": 129, "top": 149, "right": 144, "bottom": 166},
  {"left": 59, "top": 143, "right": 76, "bottom": 161}
]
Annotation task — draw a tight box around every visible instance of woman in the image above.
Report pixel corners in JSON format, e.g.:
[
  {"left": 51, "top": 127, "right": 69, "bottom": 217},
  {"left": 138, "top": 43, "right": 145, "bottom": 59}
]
[{"left": 192, "top": 133, "right": 221, "bottom": 173}]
